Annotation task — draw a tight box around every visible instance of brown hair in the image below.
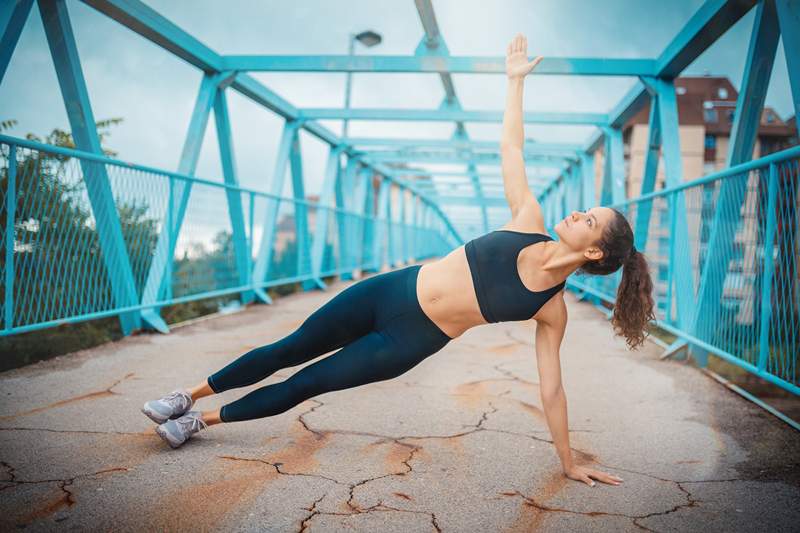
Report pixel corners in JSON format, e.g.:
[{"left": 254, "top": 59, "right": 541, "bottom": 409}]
[{"left": 575, "top": 208, "right": 656, "bottom": 350}]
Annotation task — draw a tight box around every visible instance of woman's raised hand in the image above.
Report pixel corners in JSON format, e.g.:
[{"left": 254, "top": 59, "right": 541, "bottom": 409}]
[{"left": 505, "top": 33, "right": 543, "bottom": 79}]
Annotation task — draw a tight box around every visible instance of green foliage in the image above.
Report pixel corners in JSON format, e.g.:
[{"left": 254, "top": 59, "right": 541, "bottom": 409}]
[{"left": 0, "top": 119, "right": 312, "bottom": 371}]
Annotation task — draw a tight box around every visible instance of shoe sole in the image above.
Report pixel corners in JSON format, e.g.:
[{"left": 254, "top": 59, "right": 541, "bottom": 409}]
[
  {"left": 141, "top": 403, "right": 189, "bottom": 424},
  {"left": 154, "top": 424, "right": 183, "bottom": 449}
]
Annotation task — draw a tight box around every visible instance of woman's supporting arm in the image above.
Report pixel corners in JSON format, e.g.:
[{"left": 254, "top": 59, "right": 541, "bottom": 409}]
[
  {"left": 501, "top": 34, "right": 542, "bottom": 217},
  {"left": 535, "top": 312, "right": 573, "bottom": 472}
]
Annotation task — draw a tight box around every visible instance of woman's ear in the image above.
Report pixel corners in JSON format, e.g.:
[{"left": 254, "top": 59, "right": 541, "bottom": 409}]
[{"left": 584, "top": 246, "right": 603, "bottom": 262}]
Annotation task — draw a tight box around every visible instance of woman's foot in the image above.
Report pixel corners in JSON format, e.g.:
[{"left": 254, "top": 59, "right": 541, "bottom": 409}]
[
  {"left": 141, "top": 389, "right": 194, "bottom": 424},
  {"left": 154, "top": 410, "right": 208, "bottom": 448}
]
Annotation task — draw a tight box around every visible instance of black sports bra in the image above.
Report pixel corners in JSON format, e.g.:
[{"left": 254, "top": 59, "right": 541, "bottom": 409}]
[{"left": 464, "top": 229, "right": 565, "bottom": 323}]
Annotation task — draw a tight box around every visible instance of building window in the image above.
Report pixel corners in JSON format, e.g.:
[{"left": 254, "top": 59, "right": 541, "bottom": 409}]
[
  {"left": 704, "top": 134, "right": 717, "bottom": 162},
  {"left": 727, "top": 110, "right": 735, "bottom": 122},
  {"left": 676, "top": 86, "right": 687, "bottom": 95},
  {"left": 704, "top": 109, "right": 718, "bottom": 123},
  {"left": 717, "top": 87, "right": 729, "bottom": 99},
  {"left": 766, "top": 112, "right": 775, "bottom": 123}
]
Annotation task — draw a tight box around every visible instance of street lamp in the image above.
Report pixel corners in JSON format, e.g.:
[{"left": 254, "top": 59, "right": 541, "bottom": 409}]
[{"left": 343, "top": 29, "right": 382, "bottom": 139}]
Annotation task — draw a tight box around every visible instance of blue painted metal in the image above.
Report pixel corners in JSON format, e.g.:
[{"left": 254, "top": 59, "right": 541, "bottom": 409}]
[
  {"left": 656, "top": 77, "right": 696, "bottom": 333},
  {"left": 776, "top": 0, "right": 800, "bottom": 117},
  {"left": 4, "top": 144, "right": 15, "bottom": 330},
  {"left": 252, "top": 120, "right": 300, "bottom": 300},
  {"left": 0, "top": 0, "right": 32, "bottom": 83},
  {"left": 374, "top": 179, "right": 390, "bottom": 271},
  {"left": 139, "top": 73, "right": 219, "bottom": 332},
  {"left": 657, "top": 0, "right": 758, "bottom": 77},
  {"left": 307, "top": 146, "right": 345, "bottom": 289},
  {"left": 337, "top": 158, "right": 358, "bottom": 280},
  {"left": 213, "top": 86, "right": 253, "bottom": 304},
  {"left": 300, "top": 108, "right": 608, "bottom": 125},
  {"left": 39, "top": 0, "right": 141, "bottom": 335},
  {"left": 634, "top": 79, "right": 661, "bottom": 248},
  {"left": 757, "top": 163, "right": 778, "bottom": 372},
  {"left": 692, "top": 0, "right": 780, "bottom": 343},
  {"left": 580, "top": 153, "right": 596, "bottom": 209},
  {"left": 289, "top": 125, "right": 311, "bottom": 285},
  {"left": 343, "top": 137, "right": 581, "bottom": 153},
  {"left": 600, "top": 126, "right": 625, "bottom": 205},
  {"left": 220, "top": 55, "right": 658, "bottom": 76}
]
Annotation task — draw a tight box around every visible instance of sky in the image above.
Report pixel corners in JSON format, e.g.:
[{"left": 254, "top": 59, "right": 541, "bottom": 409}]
[{"left": 0, "top": 0, "right": 795, "bottom": 231}]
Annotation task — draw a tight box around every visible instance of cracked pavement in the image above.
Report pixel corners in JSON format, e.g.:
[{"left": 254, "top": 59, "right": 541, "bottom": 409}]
[{"left": 1, "top": 265, "right": 799, "bottom": 532}]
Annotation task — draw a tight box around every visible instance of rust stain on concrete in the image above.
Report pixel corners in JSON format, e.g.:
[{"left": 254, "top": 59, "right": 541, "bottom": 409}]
[
  {"left": 0, "top": 373, "right": 135, "bottom": 421},
  {"left": 263, "top": 422, "right": 332, "bottom": 473}
]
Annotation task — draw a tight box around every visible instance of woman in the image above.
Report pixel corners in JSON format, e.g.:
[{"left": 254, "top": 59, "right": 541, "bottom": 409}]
[{"left": 142, "top": 34, "right": 654, "bottom": 488}]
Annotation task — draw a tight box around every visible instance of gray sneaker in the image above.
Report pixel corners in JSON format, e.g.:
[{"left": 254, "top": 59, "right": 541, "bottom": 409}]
[
  {"left": 154, "top": 410, "right": 208, "bottom": 449},
  {"left": 141, "top": 389, "right": 194, "bottom": 424}
]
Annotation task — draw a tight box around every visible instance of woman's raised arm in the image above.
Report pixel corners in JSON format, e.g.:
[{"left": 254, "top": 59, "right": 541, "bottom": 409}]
[{"left": 501, "top": 34, "right": 542, "bottom": 218}]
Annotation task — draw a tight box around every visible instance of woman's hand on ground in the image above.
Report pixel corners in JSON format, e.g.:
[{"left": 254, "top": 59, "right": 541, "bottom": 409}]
[
  {"left": 506, "top": 33, "right": 542, "bottom": 79},
  {"left": 563, "top": 464, "right": 624, "bottom": 487}
]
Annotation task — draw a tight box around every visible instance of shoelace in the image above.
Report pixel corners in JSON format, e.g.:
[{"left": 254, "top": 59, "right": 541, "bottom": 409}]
[
  {"left": 177, "top": 412, "right": 208, "bottom": 433},
  {"left": 162, "top": 390, "right": 191, "bottom": 411}
]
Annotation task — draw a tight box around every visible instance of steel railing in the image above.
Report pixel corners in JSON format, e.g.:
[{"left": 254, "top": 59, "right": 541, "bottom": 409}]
[{"left": 0, "top": 135, "right": 454, "bottom": 337}]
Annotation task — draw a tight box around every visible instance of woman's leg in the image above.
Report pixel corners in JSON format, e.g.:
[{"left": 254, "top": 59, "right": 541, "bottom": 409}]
[
  {"left": 217, "top": 320, "right": 449, "bottom": 423},
  {"left": 204, "top": 275, "right": 383, "bottom": 395}
]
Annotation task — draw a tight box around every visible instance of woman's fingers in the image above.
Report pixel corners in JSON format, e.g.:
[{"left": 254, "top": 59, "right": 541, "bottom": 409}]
[
  {"left": 589, "top": 469, "right": 624, "bottom": 485},
  {"left": 529, "top": 55, "right": 543, "bottom": 69}
]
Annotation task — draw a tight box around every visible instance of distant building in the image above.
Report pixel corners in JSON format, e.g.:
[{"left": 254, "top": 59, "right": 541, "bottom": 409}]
[
  {"left": 622, "top": 76, "right": 796, "bottom": 197},
  {"left": 592, "top": 76, "right": 798, "bottom": 324}
]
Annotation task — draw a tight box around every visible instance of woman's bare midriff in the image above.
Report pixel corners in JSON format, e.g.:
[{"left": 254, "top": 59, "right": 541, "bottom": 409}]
[{"left": 415, "top": 245, "right": 489, "bottom": 339}]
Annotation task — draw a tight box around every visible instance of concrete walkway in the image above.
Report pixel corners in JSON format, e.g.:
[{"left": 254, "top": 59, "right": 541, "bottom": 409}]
[{"left": 1, "top": 263, "right": 799, "bottom": 532}]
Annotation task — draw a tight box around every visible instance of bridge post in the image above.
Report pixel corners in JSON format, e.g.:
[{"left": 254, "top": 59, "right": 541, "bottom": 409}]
[
  {"left": 351, "top": 167, "right": 371, "bottom": 275},
  {"left": 580, "top": 153, "right": 596, "bottom": 210},
  {"left": 39, "top": 0, "right": 141, "bottom": 335},
  {"left": 634, "top": 77, "right": 662, "bottom": 249},
  {"left": 338, "top": 157, "right": 359, "bottom": 280},
  {"left": 213, "top": 85, "right": 253, "bottom": 305},
  {"left": 304, "top": 145, "right": 344, "bottom": 290},
  {"left": 252, "top": 120, "right": 302, "bottom": 303},
  {"left": 288, "top": 124, "right": 311, "bottom": 285},
  {"left": 601, "top": 126, "right": 625, "bottom": 206},
  {"left": 138, "top": 73, "right": 220, "bottom": 332},
  {"left": 371, "top": 178, "right": 389, "bottom": 271}
]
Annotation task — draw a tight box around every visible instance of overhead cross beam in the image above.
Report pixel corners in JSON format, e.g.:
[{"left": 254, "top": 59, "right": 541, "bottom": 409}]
[{"left": 220, "top": 55, "right": 658, "bottom": 76}]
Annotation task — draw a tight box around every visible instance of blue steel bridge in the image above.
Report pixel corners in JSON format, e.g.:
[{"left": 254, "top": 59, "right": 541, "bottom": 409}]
[{"left": 1, "top": 0, "right": 799, "bottom": 409}]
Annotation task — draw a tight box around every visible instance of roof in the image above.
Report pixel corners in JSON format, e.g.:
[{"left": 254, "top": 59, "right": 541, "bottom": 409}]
[{"left": 625, "top": 76, "right": 795, "bottom": 137}]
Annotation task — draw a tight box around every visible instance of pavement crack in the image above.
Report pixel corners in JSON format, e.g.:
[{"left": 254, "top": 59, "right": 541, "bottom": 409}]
[
  {"left": 0, "top": 426, "right": 152, "bottom": 437},
  {"left": 217, "top": 454, "right": 348, "bottom": 487},
  {"left": 0, "top": 372, "right": 136, "bottom": 421}
]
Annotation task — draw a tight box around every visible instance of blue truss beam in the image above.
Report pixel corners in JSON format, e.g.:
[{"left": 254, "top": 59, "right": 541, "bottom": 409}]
[
  {"left": 583, "top": 0, "right": 759, "bottom": 154},
  {"left": 361, "top": 151, "right": 574, "bottom": 164},
  {"left": 139, "top": 73, "right": 220, "bottom": 332},
  {"left": 220, "top": 55, "right": 658, "bottom": 76},
  {"left": 79, "top": 0, "right": 457, "bottom": 240},
  {"left": 0, "top": 0, "right": 32, "bottom": 83},
  {"left": 300, "top": 108, "right": 608, "bottom": 125},
  {"left": 776, "top": 0, "right": 800, "bottom": 118},
  {"left": 657, "top": 0, "right": 758, "bottom": 78},
  {"left": 343, "top": 137, "right": 582, "bottom": 153},
  {"left": 214, "top": 86, "right": 253, "bottom": 303},
  {"left": 39, "top": 0, "right": 141, "bottom": 335}
]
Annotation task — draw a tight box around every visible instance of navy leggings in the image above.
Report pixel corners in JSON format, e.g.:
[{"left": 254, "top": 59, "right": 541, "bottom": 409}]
[{"left": 207, "top": 264, "right": 453, "bottom": 423}]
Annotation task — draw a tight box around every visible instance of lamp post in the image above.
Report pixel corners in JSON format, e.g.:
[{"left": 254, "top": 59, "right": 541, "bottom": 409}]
[{"left": 343, "top": 30, "right": 382, "bottom": 139}]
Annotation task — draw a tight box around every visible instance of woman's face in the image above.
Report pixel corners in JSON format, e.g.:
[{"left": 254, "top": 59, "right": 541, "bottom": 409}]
[{"left": 554, "top": 207, "right": 614, "bottom": 262}]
